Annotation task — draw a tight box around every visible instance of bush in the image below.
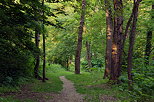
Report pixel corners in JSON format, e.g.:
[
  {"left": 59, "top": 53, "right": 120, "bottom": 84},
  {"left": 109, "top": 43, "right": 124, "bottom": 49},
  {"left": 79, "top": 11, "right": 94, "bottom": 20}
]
[
  {"left": 46, "top": 64, "right": 66, "bottom": 73},
  {"left": 119, "top": 61, "right": 154, "bottom": 101},
  {"left": 0, "top": 39, "right": 35, "bottom": 86}
]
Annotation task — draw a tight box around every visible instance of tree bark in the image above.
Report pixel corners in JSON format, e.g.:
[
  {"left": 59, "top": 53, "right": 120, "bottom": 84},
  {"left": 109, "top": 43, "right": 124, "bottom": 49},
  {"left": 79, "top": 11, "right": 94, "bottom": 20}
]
[
  {"left": 145, "top": 4, "right": 154, "bottom": 65},
  {"left": 86, "top": 41, "right": 92, "bottom": 69},
  {"left": 127, "top": 0, "right": 142, "bottom": 85},
  {"left": 42, "top": 0, "right": 46, "bottom": 82},
  {"left": 110, "top": 0, "right": 123, "bottom": 82},
  {"left": 75, "top": 0, "right": 86, "bottom": 74},
  {"left": 122, "top": 8, "right": 134, "bottom": 52},
  {"left": 104, "top": 0, "right": 113, "bottom": 79},
  {"left": 34, "top": 29, "right": 41, "bottom": 80}
]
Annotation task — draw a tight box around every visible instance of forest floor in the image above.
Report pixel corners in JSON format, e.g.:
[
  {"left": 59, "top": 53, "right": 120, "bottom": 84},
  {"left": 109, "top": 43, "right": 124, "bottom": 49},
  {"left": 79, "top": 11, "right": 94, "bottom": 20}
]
[
  {"left": 49, "top": 76, "right": 84, "bottom": 102},
  {"left": 0, "top": 76, "right": 84, "bottom": 102},
  {"left": 0, "top": 71, "right": 130, "bottom": 102}
]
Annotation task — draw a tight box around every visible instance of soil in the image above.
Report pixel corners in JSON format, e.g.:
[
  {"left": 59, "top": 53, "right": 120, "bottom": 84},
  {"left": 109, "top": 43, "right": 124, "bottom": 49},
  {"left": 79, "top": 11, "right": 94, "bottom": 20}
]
[
  {"left": 0, "top": 84, "right": 56, "bottom": 102},
  {"left": 49, "top": 76, "right": 84, "bottom": 102}
]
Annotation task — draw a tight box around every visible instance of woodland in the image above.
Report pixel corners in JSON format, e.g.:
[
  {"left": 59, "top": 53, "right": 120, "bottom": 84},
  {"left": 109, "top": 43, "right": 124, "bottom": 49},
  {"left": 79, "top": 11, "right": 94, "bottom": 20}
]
[{"left": 0, "top": 0, "right": 154, "bottom": 102}]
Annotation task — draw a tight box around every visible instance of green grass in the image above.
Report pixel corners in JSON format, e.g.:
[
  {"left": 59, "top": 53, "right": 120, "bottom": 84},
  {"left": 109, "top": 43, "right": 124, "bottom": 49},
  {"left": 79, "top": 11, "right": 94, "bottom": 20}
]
[
  {"left": 0, "top": 79, "right": 30, "bottom": 102},
  {"left": 0, "top": 86, "right": 19, "bottom": 94},
  {"left": 0, "top": 96, "right": 20, "bottom": 102},
  {"left": 31, "top": 64, "right": 72, "bottom": 92},
  {"left": 0, "top": 64, "right": 72, "bottom": 102},
  {"left": 0, "top": 64, "right": 131, "bottom": 102},
  {"left": 0, "top": 70, "right": 130, "bottom": 102},
  {"left": 31, "top": 71, "right": 72, "bottom": 93},
  {"left": 65, "top": 71, "right": 131, "bottom": 102}
]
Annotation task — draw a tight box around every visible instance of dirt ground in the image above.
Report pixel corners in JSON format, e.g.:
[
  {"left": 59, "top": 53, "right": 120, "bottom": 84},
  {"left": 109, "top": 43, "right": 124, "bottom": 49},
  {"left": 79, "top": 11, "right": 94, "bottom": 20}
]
[
  {"left": 0, "top": 76, "right": 84, "bottom": 102},
  {"left": 49, "top": 76, "right": 84, "bottom": 102},
  {"left": 0, "top": 76, "right": 117, "bottom": 102}
]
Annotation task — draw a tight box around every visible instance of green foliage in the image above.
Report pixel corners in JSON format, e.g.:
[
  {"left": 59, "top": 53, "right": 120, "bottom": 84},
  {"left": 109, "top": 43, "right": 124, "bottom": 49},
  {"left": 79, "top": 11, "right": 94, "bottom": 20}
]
[
  {"left": 119, "top": 62, "right": 154, "bottom": 101},
  {"left": 46, "top": 2, "right": 78, "bottom": 68},
  {"left": 132, "top": 66, "right": 154, "bottom": 101},
  {"left": 0, "top": 44, "right": 35, "bottom": 85},
  {"left": 118, "top": 1, "right": 154, "bottom": 101},
  {"left": 81, "top": 58, "right": 104, "bottom": 72},
  {"left": 0, "top": 0, "right": 52, "bottom": 85},
  {"left": 46, "top": 64, "right": 66, "bottom": 73},
  {"left": 0, "top": 0, "right": 153, "bottom": 101}
]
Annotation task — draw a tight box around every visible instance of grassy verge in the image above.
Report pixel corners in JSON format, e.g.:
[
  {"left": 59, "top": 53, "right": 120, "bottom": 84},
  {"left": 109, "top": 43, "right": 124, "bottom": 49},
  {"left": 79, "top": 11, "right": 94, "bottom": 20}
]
[
  {"left": 31, "top": 71, "right": 72, "bottom": 93},
  {"left": 65, "top": 71, "right": 131, "bottom": 102},
  {"left": 0, "top": 64, "right": 71, "bottom": 102},
  {"left": 0, "top": 64, "right": 132, "bottom": 102},
  {"left": 0, "top": 96, "right": 20, "bottom": 102},
  {"left": 0, "top": 77, "right": 32, "bottom": 102},
  {"left": 0, "top": 84, "right": 24, "bottom": 102}
]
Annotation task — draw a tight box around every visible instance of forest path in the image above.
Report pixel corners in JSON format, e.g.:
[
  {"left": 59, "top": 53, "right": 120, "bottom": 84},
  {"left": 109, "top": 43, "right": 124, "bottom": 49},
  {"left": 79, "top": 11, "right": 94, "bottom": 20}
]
[{"left": 49, "top": 76, "right": 84, "bottom": 102}]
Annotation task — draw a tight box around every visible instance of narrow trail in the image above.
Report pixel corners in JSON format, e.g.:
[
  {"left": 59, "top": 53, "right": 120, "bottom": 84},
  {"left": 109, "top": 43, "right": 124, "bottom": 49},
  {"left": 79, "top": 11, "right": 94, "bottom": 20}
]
[
  {"left": 49, "top": 76, "right": 84, "bottom": 102},
  {"left": 0, "top": 75, "right": 118, "bottom": 102}
]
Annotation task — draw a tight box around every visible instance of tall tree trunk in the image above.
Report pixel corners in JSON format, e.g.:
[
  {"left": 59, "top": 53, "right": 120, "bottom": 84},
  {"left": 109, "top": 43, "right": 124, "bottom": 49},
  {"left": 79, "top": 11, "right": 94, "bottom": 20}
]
[
  {"left": 104, "top": 0, "right": 113, "bottom": 79},
  {"left": 121, "top": 4, "right": 135, "bottom": 66},
  {"left": 110, "top": 0, "right": 123, "bottom": 82},
  {"left": 127, "top": 0, "right": 142, "bottom": 86},
  {"left": 145, "top": 4, "right": 154, "bottom": 65},
  {"left": 42, "top": 27, "right": 46, "bottom": 82},
  {"left": 86, "top": 41, "right": 92, "bottom": 69},
  {"left": 75, "top": 0, "right": 86, "bottom": 74},
  {"left": 34, "top": 29, "right": 41, "bottom": 79},
  {"left": 122, "top": 7, "right": 134, "bottom": 55},
  {"left": 42, "top": 0, "right": 46, "bottom": 82}
]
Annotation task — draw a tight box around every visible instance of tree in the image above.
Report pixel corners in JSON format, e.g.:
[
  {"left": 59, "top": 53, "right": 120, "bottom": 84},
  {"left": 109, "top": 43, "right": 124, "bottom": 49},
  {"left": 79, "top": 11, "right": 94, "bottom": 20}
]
[
  {"left": 144, "top": 4, "right": 154, "bottom": 65},
  {"left": 75, "top": 0, "right": 86, "bottom": 74},
  {"left": 86, "top": 41, "right": 92, "bottom": 69},
  {"left": 104, "top": 0, "right": 113, "bottom": 79},
  {"left": 34, "top": 26, "right": 41, "bottom": 79},
  {"left": 42, "top": 0, "right": 46, "bottom": 82},
  {"left": 127, "top": 0, "right": 142, "bottom": 85},
  {"left": 110, "top": 0, "right": 123, "bottom": 82},
  {"left": 0, "top": 0, "right": 42, "bottom": 85}
]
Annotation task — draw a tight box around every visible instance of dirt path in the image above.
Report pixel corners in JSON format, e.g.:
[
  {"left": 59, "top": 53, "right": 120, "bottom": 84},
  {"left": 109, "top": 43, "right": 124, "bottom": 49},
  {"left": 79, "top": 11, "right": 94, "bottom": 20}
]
[
  {"left": 49, "top": 76, "right": 84, "bottom": 102},
  {"left": 0, "top": 76, "right": 118, "bottom": 102}
]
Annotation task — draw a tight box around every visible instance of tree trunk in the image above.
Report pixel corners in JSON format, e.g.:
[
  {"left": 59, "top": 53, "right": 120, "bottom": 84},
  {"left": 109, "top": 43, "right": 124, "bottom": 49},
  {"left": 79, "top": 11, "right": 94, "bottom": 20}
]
[
  {"left": 66, "top": 59, "right": 69, "bottom": 71},
  {"left": 127, "top": 0, "right": 142, "bottom": 86},
  {"left": 104, "top": 0, "right": 113, "bottom": 79},
  {"left": 145, "top": 31, "right": 152, "bottom": 65},
  {"left": 122, "top": 7, "right": 134, "bottom": 55},
  {"left": 42, "top": 28, "right": 46, "bottom": 82},
  {"left": 42, "top": 0, "right": 46, "bottom": 82},
  {"left": 75, "top": 0, "right": 86, "bottom": 74},
  {"left": 145, "top": 4, "right": 154, "bottom": 65},
  {"left": 86, "top": 41, "right": 92, "bottom": 69},
  {"left": 34, "top": 29, "right": 41, "bottom": 80},
  {"left": 110, "top": 0, "right": 123, "bottom": 82}
]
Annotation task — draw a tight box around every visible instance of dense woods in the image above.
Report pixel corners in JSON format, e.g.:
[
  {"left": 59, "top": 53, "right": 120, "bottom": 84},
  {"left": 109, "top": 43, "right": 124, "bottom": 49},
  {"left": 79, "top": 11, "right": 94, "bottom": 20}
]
[{"left": 0, "top": 0, "right": 154, "bottom": 101}]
